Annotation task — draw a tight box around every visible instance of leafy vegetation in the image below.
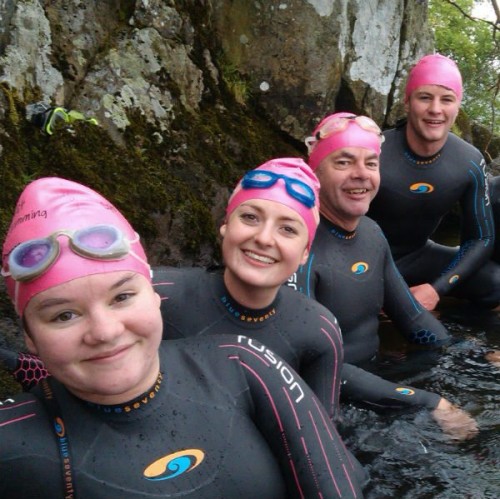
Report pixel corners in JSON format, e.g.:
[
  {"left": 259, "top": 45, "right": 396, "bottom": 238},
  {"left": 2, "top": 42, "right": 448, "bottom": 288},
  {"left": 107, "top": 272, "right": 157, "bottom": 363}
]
[{"left": 428, "top": 0, "right": 499, "bottom": 134}]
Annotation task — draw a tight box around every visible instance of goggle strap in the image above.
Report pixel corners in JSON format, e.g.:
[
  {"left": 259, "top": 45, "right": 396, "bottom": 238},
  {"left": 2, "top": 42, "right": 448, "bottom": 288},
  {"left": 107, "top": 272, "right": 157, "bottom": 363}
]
[
  {"left": 14, "top": 281, "right": 21, "bottom": 316},
  {"left": 129, "top": 249, "right": 151, "bottom": 273}
]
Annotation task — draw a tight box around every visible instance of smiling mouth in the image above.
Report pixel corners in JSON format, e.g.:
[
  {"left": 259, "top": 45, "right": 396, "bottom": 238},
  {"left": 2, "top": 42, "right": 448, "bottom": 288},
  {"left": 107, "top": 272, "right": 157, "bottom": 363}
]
[
  {"left": 87, "top": 345, "right": 131, "bottom": 362},
  {"left": 346, "top": 188, "right": 368, "bottom": 195},
  {"left": 243, "top": 250, "right": 277, "bottom": 264},
  {"left": 425, "top": 120, "right": 444, "bottom": 125}
]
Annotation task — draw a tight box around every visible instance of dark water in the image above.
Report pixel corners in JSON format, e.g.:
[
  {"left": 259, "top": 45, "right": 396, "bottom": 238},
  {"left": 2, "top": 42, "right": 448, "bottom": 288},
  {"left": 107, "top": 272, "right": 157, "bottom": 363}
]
[{"left": 341, "top": 303, "right": 500, "bottom": 498}]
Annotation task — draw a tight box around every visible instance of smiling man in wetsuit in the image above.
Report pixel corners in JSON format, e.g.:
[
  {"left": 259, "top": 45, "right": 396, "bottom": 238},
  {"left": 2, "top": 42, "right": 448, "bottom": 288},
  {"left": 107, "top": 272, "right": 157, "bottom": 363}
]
[
  {"left": 289, "top": 112, "right": 477, "bottom": 441},
  {"left": 367, "top": 54, "right": 499, "bottom": 310}
]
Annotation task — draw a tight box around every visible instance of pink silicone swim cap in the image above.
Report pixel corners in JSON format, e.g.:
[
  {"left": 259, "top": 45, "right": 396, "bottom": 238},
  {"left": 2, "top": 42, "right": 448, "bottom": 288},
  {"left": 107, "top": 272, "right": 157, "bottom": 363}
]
[
  {"left": 405, "top": 54, "right": 463, "bottom": 102},
  {"left": 307, "top": 112, "right": 383, "bottom": 171},
  {"left": 2, "top": 177, "right": 151, "bottom": 316},
  {"left": 226, "top": 158, "right": 320, "bottom": 248}
]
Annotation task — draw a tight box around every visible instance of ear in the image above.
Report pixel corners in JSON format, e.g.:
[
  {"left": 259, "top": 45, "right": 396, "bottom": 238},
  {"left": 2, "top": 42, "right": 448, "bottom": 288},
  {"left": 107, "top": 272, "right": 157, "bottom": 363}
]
[
  {"left": 404, "top": 99, "right": 410, "bottom": 114},
  {"left": 299, "top": 246, "right": 310, "bottom": 266},
  {"left": 24, "top": 331, "right": 38, "bottom": 355},
  {"left": 219, "top": 223, "right": 227, "bottom": 238}
]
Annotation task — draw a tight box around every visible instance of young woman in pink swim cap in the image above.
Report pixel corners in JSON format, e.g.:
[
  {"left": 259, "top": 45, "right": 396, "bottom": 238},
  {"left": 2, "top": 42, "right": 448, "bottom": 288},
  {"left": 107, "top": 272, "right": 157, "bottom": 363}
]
[
  {"left": 221, "top": 157, "right": 320, "bottom": 307},
  {"left": 0, "top": 175, "right": 364, "bottom": 498}
]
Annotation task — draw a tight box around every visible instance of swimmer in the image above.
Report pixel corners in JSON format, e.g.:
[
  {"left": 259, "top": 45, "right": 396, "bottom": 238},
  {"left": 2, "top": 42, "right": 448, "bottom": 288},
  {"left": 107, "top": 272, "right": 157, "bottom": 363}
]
[
  {"left": 291, "top": 111, "right": 478, "bottom": 441},
  {"left": 367, "top": 54, "right": 500, "bottom": 310},
  {"left": 0, "top": 176, "right": 363, "bottom": 498}
]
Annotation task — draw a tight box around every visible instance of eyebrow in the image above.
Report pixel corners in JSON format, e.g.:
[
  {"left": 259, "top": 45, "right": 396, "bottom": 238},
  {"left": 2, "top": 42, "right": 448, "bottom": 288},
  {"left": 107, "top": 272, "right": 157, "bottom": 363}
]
[
  {"left": 111, "top": 274, "right": 136, "bottom": 289},
  {"left": 335, "top": 151, "right": 357, "bottom": 160},
  {"left": 33, "top": 273, "right": 138, "bottom": 312},
  {"left": 34, "top": 297, "right": 72, "bottom": 312},
  {"left": 416, "top": 90, "right": 456, "bottom": 98},
  {"left": 239, "top": 203, "right": 304, "bottom": 224},
  {"left": 335, "top": 152, "right": 379, "bottom": 161}
]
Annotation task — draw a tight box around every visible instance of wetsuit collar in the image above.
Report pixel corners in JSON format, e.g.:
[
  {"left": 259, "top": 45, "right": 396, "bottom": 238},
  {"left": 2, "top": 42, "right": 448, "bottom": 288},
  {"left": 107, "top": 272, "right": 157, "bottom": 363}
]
[
  {"left": 85, "top": 371, "right": 163, "bottom": 415},
  {"left": 213, "top": 272, "right": 279, "bottom": 324},
  {"left": 402, "top": 126, "right": 443, "bottom": 166},
  {"left": 320, "top": 215, "right": 357, "bottom": 240}
]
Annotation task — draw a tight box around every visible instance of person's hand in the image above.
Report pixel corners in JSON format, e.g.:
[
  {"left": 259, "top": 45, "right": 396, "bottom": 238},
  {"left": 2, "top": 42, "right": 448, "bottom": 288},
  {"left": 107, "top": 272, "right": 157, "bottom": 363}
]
[
  {"left": 410, "top": 283, "right": 440, "bottom": 311},
  {"left": 432, "top": 398, "right": 478, "bottom": 441},
  {"left": 485, "top": 350, "right": 500, "bottom": 368}
]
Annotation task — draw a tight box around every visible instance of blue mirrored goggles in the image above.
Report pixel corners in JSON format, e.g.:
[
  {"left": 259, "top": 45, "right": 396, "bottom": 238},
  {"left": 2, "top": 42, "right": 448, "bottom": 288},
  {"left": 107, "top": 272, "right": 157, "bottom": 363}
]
[
  {"left": 240, "top": 170, "right": 316, "bottom": 208},
  {"left": 2, "top": 225, "right": 134, "bottom": 283}
]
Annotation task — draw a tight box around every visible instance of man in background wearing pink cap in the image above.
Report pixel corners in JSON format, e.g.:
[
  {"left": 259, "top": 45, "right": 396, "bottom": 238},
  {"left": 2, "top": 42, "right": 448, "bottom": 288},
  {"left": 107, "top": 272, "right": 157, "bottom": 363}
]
[
  {"left": 288, "top": 112, "right": 477, "bottom": 441},
  {"left": 368, "top": 54, "right": 499, "bottom": 311}
]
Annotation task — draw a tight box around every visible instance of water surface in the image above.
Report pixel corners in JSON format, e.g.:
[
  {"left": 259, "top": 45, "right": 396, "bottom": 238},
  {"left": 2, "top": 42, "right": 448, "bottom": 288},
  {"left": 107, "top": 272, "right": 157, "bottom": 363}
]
[{"left": 341, "top": 302, "right": 499, "bottom": 498}]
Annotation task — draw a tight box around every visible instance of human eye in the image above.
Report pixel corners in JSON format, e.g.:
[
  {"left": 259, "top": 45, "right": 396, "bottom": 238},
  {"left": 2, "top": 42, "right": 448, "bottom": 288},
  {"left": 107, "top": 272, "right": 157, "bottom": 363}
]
[
  {"left": 239, "top": 212, "right": 258, "bottom": 224},
  {"left": 334, "top": 159, "right": 350, "bottom": 169},
  {"left": 52, "top": 310, "right": 78, "bottom": 323},
  {"left": 114, "top": 292, "right": 135, "bottom": 304},
  {"left": 367, "top": 161, "right": 379, "bottom": 170},
  {"left": 283, "top": 225, "right": 298, "bottom": 235}
]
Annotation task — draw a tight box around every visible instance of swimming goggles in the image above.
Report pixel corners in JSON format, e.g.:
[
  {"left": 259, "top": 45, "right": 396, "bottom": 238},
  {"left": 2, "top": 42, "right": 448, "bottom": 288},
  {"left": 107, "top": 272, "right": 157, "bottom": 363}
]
[
  {"left": 305, "top": 115, "right": 384, "bottom": 151},
  {"left": 2, "top": 225, "right": 136, "bottom": 282},
  {"left": 241, "top": 170, "right": 316, "bottom": 208}
]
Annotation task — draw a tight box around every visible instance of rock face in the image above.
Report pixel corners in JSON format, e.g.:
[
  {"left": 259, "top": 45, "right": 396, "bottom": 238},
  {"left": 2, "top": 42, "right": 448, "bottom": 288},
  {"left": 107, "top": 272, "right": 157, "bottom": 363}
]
[
  {"left": 0, "top": 0, "right": 490, "bottom": 272},
  {"left": 211, "top": 0, "right": 432, "bottom": 135}
]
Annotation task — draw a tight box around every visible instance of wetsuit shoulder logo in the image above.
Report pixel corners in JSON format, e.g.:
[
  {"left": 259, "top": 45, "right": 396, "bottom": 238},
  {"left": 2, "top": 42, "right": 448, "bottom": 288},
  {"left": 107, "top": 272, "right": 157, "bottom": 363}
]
[
  {"left": 144, "top": 449, "right": 205, "bottom": 481},
  {"left": 395, "top": 387, "right": 415, "bottom": 396},
  {"left": 448, "top": 274, "right": 460, "bottom": 284},
  {"left": 351, "top": 262, "right": 369, "bottom": 274},
  {"left": 409, "top": 182, "right": 434, "bottom": 193}
]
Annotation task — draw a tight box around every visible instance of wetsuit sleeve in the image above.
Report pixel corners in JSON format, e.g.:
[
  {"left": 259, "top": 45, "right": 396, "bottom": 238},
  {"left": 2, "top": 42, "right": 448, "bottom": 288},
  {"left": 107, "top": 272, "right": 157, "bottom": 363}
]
[
  {"left": 433, "top": 157, "right": 494, "bottom": 296},
  {"left": 381, "top": 247, "right": 450, "bottom": 346},
  {"left": 0, "top": 348, "right": 49, "bottom": 391},
  {"left": 341, "top": 362, "right": 440, "bottom": 411},
  {"left": 222, "top": 336, "right": 363, "bottom": 498},
  {"left": 152, "top": 266, "right": 189, "bottom": 339},
  {"left": 490, "top": 175, "right": 500, "bottom": 263}
]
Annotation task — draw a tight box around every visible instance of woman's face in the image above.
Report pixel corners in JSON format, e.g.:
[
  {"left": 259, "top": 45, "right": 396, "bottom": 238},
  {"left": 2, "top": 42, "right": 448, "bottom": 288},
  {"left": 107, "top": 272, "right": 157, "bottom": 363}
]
[
  {"left": 220, "top": 199, "right": 309, "bottom": 304},
  {"left": 23, "top": 271, "right": 162, "bottom": 405}
]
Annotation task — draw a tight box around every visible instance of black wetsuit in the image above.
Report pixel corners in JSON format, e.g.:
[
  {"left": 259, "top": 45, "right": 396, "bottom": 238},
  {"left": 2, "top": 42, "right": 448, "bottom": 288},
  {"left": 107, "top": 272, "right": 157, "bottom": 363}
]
[
  {"left": 153, "top": 266, "right": 343, "bottom": 420},
  {"left": 0, "top": 337, "right": 362, "bottom": 498},
  {"left": 288, "top": 215, "right": 446, "bottom": 410},
  {"left": 368, "top": 126, "right": 499, "bottom": 307},
  {"left": 489, "top": 175, "right": 500, "bottom": 264}
]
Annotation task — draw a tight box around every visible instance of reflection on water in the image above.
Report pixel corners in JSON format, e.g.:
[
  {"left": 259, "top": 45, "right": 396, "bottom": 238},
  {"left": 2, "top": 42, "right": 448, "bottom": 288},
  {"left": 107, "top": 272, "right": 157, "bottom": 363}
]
[{"left": 342, "top": 304, "right": 500, "bottom": 498}]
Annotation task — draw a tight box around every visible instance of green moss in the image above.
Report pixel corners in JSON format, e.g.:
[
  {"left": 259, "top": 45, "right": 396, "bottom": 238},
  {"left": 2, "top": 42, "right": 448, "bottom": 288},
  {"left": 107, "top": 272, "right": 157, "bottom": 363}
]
[
  {"left": 0, "top": 83, "right": 20, "bottom": 127},
  {"left": 0, "top": 369, "right": 21, "bottom": 399},
  {"left": 0, "top": 82, "right": 301, "bottom": 282}
]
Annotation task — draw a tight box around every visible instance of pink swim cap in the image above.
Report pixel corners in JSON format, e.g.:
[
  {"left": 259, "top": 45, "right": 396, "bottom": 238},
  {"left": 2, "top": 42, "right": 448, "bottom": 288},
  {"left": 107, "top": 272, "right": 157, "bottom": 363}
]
[
  {"left": 2, "top": 177, "right": 151, "bottom": 316},
  {"left": 405, "top": 54, "right": 463, "bottom": 102},
  {"left": 226, "top": 158, "right": 320, "bottom": 248},
  {"left": 307, "top": 112, "right": 384, "bottom": 170}
]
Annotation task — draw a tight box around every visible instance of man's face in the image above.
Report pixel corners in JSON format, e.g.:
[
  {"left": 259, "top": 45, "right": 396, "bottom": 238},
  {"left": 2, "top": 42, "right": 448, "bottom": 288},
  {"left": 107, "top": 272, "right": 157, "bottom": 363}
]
[
  {"left": 316, "top": 147, "right": 380, "bottom": 231},
  {"left": 405, "top": 84, "right": 460, "bottom": 155}
]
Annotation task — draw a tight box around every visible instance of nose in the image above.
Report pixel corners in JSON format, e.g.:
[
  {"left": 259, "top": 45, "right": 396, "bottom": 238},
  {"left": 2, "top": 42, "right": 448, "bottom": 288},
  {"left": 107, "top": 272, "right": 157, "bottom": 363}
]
[
  {"left": 351, "top": 160, "right": 371, "bottom": 179},
  {"left": 254, "top": 222, "right": 275, "bottom": 247},
  {"left": 428, "top": 97, "right": 442, "bottom": 114},
  {"left": 84, "top": 308, "right": 124, "bottom": 344}
]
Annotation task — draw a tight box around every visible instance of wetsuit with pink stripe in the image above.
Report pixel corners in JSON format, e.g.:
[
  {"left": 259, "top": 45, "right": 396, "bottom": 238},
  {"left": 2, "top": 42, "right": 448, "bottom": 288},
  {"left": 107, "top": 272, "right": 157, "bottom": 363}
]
[
  {"left": 288, "top": 215, "right": 446, "bottom": 410},
  {"left": 368, "top": 126, "right": 499, "bottom": 307},
  {"left": 0, "top": 337, "right": 362, "bottom": 498},
  {"left": 153, "top": 266, "right": 343, "bottom": 420}
]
